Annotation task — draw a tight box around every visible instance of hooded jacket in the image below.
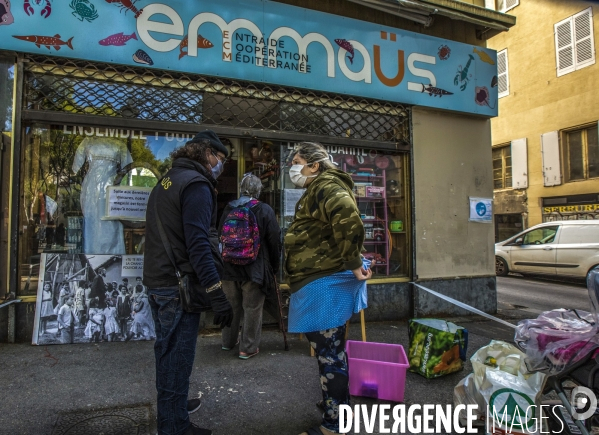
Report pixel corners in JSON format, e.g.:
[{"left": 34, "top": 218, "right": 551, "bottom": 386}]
[{"left": 284, "top": 169, "right": 365, "bottom": 293}]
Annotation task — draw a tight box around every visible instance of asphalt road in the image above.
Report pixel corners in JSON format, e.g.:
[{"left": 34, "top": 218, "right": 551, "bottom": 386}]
[{"left": 497, "top": 274, "right": 592, "bottom": 314}]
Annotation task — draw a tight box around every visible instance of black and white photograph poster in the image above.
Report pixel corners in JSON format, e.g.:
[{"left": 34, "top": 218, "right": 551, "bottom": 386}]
[{"left": 32, "top": 253, "right": 156, "bottom": 345}]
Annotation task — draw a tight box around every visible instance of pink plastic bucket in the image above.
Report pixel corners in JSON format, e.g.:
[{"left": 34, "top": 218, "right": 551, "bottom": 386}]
[{"left": 346, "top": 340, "right": 409, "bottom": 402}]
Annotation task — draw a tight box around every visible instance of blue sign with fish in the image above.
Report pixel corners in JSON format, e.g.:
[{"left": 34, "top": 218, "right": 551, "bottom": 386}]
[{"left": 0, "top": 0, "right": 498, "bottom": 116}]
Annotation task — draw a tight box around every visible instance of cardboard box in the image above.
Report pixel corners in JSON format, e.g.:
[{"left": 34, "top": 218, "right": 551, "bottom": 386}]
[{"left": 354, "top": 185, "right": 366, "bottom": 197}]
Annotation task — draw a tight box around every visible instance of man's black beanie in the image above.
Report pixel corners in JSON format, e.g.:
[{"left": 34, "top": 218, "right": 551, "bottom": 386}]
[{"left": 192, "top": 130, "right": 229, "bottom": 158}]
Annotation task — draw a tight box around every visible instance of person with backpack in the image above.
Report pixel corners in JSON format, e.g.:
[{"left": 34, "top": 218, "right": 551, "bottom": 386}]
[{"left": 218, "top": 173, "right": 281, "bottom": 359}]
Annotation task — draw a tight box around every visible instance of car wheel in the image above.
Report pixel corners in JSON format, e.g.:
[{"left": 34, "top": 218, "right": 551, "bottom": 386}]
[{"left": 496, "top": 257, "right": 509, "bottom": 276}]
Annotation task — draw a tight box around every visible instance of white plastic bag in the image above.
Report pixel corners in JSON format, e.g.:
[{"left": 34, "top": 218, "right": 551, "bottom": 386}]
[{"left": 454, "top": 340, "right": 546, "bottom": 435}]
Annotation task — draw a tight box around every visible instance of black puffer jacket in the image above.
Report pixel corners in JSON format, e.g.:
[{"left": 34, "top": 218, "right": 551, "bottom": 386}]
[{"left": 218, "top": 196, "right": 281, "bottom": 292}]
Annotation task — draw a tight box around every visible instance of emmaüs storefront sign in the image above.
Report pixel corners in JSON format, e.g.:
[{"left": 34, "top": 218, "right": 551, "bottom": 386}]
[{"left": 0, "top": 0, "right": 498, "bottom": 116}]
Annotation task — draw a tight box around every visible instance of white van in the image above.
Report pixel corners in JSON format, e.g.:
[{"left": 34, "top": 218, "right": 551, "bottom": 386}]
[{"left": 495, "top": 220, "right": 599, "bottom": 280}]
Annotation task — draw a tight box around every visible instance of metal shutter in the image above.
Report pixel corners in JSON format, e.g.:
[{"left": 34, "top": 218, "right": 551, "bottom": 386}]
[
  {"left": 511, "top": 138, "right": 528, "bottom": 189},
  {"left": 555, "top": 17, "right": 575, "bottom": 76},
  {"left": 497, "top": 49, "right": 509, "bottom": 98},
  {"left": 541, "top": 131, "right": 562, "bottom": 186}
]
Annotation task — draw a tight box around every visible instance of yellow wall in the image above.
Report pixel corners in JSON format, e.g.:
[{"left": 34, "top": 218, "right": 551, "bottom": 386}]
[
  {"left": 412, "top": 107, "right": 495, "bottom": 279},
  {"left": 488, "top": 0, "right": 599, "bottom": 226}
]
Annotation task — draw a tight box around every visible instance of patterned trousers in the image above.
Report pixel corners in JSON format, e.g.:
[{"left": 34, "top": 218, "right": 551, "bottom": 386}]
[{"left": 305, "top": 324, "right": 349, "bottom": 433}]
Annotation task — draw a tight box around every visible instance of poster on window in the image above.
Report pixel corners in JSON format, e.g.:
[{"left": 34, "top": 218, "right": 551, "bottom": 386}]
[
  {"left": 32, "top": 253, "right": 155, "bottom": 345},
  {"left": 469, "top": 197, "right": 493, "bottom": 223}
]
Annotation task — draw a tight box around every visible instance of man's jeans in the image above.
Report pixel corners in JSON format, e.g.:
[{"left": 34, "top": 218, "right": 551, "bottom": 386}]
[{"left": 149, "top": 287, "right": 200, "bottom": 435}]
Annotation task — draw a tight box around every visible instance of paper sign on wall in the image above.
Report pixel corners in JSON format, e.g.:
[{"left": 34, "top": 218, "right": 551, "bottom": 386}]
[
  {"left": 104, "top": 186, "right": 152, "bottom": 221},
  {"left": 121, "top": 255, "right": 144, "bottom": 277},
  {"left": 469, "top": 197, "right": 493, "bottom": 223}
]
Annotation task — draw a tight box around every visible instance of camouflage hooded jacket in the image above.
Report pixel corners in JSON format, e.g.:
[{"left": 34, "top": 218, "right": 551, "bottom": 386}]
[{"left": 284, "top": 169, "right": 365, "bottom": 293}]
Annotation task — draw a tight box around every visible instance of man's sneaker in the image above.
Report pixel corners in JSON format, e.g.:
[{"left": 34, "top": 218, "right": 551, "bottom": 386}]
[
  {"left": 187, "top": 398, "right": 202, "bottom": 414},
  {"left": 184, "top": 422, "right": 212, "bottom": 435}
]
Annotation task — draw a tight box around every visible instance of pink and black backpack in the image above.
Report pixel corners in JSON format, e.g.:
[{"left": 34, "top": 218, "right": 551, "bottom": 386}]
[{"left": 220, "top": 199, "right": 261, "bottom": 265}]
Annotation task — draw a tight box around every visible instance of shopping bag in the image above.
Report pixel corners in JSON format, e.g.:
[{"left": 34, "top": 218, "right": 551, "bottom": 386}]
[
  {"left": 454, "top": 340, "right": 546, "bottom": 435},
  {"left": 408, "top": 318, "right": 468, "bottom": 378}
]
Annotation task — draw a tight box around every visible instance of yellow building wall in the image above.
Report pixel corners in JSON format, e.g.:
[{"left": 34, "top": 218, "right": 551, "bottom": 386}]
[{"left": 488, "top": 0, "right": 599, "bottom": 226}]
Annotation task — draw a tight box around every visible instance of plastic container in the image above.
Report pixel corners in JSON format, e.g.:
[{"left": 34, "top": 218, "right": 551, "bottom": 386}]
[{"left": 346, "top": 340, "right": 409, "bottom": 402}]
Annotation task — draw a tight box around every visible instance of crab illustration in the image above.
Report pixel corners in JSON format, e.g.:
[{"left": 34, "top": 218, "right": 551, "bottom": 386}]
[
  {"left": 454, "top": 54, "right": 474, "bottom": 91},
  {"left": 24, "top": 0, "right": 52, "bottom": 18},
  {"left": 70, "top": 0, "right": 99, "bottom": 22},
  {"left": 438, "top": 44, "right": 451, "bottom": 60}
]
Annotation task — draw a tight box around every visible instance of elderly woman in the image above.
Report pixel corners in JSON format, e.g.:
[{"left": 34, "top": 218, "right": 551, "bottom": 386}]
[
  {"left": 218, "top": 173, "right": 281, "bottom": 359},
  {"left": 284, "top": 142, "right": 371, "bottom": 435}
]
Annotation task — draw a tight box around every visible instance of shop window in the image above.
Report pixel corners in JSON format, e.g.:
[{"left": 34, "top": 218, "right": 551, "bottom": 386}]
[
  {"left": 563, "top": 125, "right": 599, "bottom": 182},
  {"left": 280, "top": 146, "right": 410, "bottom": 278},
  {"left": 554, "top": 7, "right": 595, "bottom": 77},
  {"left": 493, "top": 144, "right": 512, "bottom": 189},
  {"left": 497, "top": 49, "right": 509, "bottom": 98},
  {"left": 0, "top": 61, "right": 15, "bottom": 295},
  {"left": 495, "top": 214, "right": 522, "bottom": 243},
  {"left": 18, "top": 124, "right": 240, "bottom": 297}
]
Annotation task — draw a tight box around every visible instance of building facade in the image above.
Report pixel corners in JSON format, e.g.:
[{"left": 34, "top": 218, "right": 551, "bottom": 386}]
[
  {"left": 0, "top": 0, "right": 513, "bottom": 342},
  {"left": 488, "top": 0, "right": 599, "bottom": 243}
]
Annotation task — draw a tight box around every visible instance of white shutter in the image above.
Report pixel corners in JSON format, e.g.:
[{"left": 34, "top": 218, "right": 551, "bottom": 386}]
[
  {"left": 504, "top": 0, "right": 519, "bottom": 12},
  {"left": 485, "top": 0, "right": 496, "bottom": 10},
  {"left": 573, "top": 8, "right": 595, "bottom": 69},
  {"left": 511, "top": 138, "right": 528, "bottom": 189},
  {"left": 497, "top": 49, "right": 509, "bottom": 98},
  {"left": 555, "top": 17, "right": 575, "bottom": 77},
  {"left": 541, "top": 131, "right": 562, "bottom": 186}
]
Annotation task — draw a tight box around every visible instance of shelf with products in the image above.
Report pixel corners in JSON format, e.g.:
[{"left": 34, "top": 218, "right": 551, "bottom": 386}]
[{"left": 345, "top": 163, "right": 390, "bottom": 275}]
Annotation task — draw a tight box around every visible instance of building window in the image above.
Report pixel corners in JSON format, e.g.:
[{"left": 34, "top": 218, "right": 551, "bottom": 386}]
[
  {"left": 564, "top": 125, "right": 599, "bottom": 181},
  {"left": 554, "top": 7, "right": 595, "bottom": 77},
  {"left": 493, "top": 144, "right": 512, "bottom": 189},
  {"left": 497, "top": 49, "right": 509, "bottom": 98}
]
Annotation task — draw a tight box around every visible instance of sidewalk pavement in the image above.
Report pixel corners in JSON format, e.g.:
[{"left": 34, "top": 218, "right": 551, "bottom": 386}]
[{"left": 0, "top": 308, "right": 530, "bottom": 435}]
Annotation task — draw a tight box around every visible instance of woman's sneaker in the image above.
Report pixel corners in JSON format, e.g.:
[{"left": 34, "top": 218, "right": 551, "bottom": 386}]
[{"left": 187, "top": 398, "right": 202, "bottom": 414}]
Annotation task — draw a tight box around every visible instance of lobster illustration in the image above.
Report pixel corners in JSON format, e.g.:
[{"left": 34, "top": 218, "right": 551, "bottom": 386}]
[
  {"left": 454, "top": 54, "right": 474, "bottom": 91},
  {"left": 24, "top": 0, "right": 52, "bottom": 18},
  {"left": 104, "top": 0, "right": 142, "bottom": 18}
]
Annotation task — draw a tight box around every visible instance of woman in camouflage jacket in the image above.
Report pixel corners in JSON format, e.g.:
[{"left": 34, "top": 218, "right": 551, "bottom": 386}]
[{"left": 284, "top": 142, "right": 371, "bottom": 435}]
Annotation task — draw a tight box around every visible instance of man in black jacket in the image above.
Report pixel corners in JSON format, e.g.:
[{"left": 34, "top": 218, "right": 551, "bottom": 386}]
[
  {"left": 144, "top": 130, "right": 233, "bottom": 435},
  {"left": 218, "top": 173, "right": 281, "bottom": 359}
]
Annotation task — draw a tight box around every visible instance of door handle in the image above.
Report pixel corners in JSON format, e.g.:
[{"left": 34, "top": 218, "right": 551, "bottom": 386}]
[{"left": 543, "top": 247, "right": 553, "bottom": 250}]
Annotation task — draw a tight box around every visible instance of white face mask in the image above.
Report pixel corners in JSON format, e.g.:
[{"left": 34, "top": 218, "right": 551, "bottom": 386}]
[{"left": 289, "top": 158, "right": 328, "bottom": 187}]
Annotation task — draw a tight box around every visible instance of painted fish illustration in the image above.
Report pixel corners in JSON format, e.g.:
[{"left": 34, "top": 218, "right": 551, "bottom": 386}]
[
  {"left": 133, "top": 49, "right": 153, "bottom": 65},
  {"left": 178, "top": 34, "right": 213, "bottom": 60},
  {"left": 334, "top": 38, "right": 354, "bottom": 64},
  {"left": 473, "top": 47, "right": 495, "bottom": 65},
  {"left": 99, "top": 32, "right": 137, "bottom": 46},
  {"left": 475, "top": 86, "right": 495, "bottom": 109},
  {"left": 0, "top": 0, "right": 14, "bottom": 26},
  {"left": 421, "top": 83, "right": 453, "bottom": 97},
  {"left": 13, "top": 34, "right": 73, "bottom": 50},
  {"left": 491, "top": 75, "right": 498, "bottom": 88}
]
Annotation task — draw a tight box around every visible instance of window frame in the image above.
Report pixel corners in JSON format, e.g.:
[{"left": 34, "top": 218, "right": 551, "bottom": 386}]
[
  {"left": 561, "top": 122, "right": 599, "bottom": 182},
  {"left": 492, "top": 143, "right": 513, "bottom": 190},
  {"left": 554, "top": 7, "right": 596, "bottom": 77}
]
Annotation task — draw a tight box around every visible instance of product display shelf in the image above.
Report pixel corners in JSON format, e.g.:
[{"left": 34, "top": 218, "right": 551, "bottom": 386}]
[{"left": 344, "top": 164, "right": 390, "bottom": 275}]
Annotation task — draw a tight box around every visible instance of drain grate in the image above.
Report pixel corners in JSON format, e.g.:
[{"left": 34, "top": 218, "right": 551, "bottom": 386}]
[{"left": 52, "top": 405, "right": 151, "bottom": 435}]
